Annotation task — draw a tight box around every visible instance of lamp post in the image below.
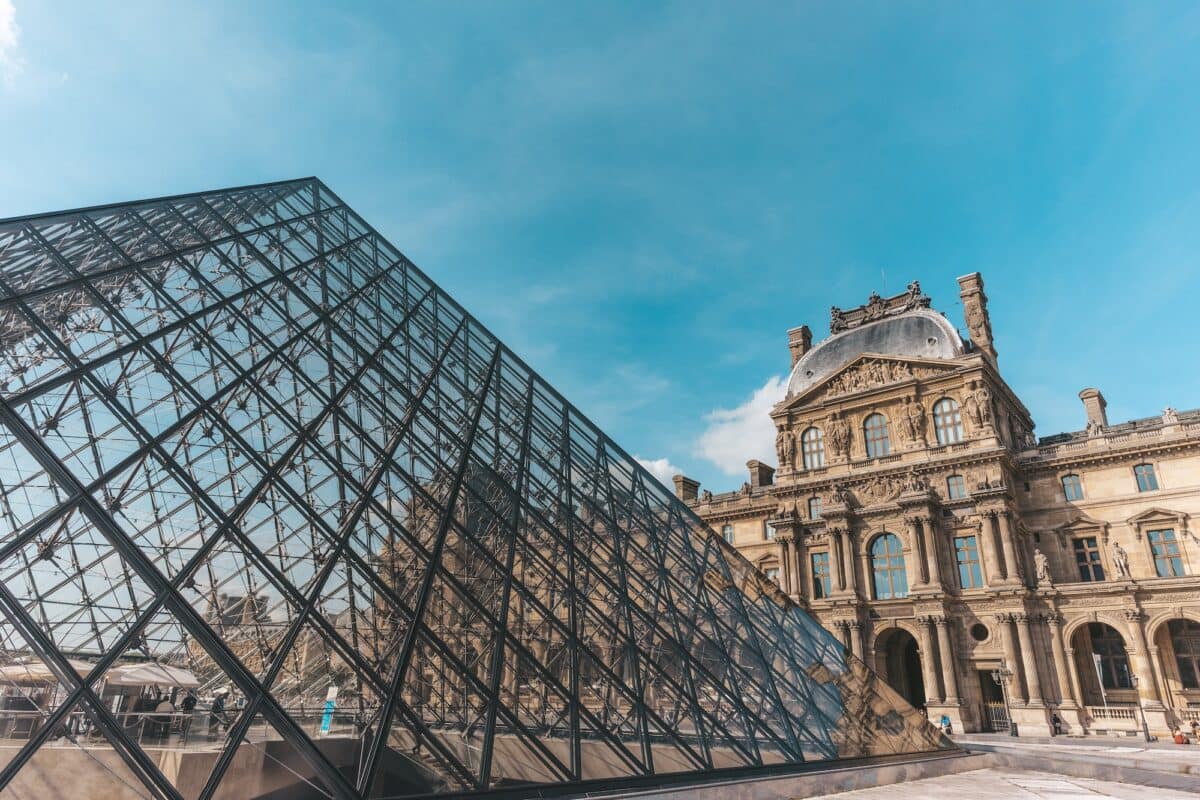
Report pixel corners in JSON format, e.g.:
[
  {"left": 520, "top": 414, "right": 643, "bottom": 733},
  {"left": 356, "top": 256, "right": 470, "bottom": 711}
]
[
  {"left": 991, "top": 661, "right": 1018, "bottom": 737},
  {"left": 1130, "top": 674, "right": 1153, "bottom": 742}
]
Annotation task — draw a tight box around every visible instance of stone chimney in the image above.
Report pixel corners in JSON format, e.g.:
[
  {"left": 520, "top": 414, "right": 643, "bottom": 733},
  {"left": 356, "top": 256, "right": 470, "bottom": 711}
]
[
  {"left": 746, "top": 460, "right": 775, "bottom": 488},
  {"left": 787, "top": 325, "right": 813, "bottom": 367},
  {"left": 957, "top": 272, "right": 997, "bottom": 361},
  {"left": 1079, "top": 388, "right": 1108, "bottom": 429},
  {"left": 672, "top": 474, "right": 700, "bottom": 502}
]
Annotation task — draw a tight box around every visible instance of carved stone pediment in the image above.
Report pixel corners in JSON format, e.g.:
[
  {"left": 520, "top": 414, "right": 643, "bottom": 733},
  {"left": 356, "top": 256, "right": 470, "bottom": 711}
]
[
  {"left": 780, "top": 354, "right": 959, "bottom": 411},
  {"left": 1051, "top": 513, "right": 1110, "bottom": 544}
]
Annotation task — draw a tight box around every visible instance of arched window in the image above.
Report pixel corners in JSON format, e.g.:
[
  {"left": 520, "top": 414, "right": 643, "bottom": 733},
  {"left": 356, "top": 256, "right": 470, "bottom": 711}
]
[
  {"left": 932, "top": 398, "right": 963, "bottom": 445},
  {"left": 1169, "top": 619, "right": 1200, "bottom": 689},
  {"left": 1088, "top": 623, "right": 1132, "bottom": 689},
  {"left": 801, "top": 426, "right": 825, "bottom": 470},
  {"left": 863, "top": 413, "right": 891, "bottom": 458},
  {"left": 870, "top": 533, "right": 908, "bottom": 599}
]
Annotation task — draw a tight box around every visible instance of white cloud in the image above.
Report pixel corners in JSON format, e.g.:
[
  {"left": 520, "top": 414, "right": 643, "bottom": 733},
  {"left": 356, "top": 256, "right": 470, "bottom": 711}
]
[
  {"left": 694, "top": 375, "right": 787, "bottom": 476},
  {"left": 0, "top": 1, "right": 21, "bottom": 86},
  {"left": 634, "top": 456, "right": 682, "bottom": 487}
]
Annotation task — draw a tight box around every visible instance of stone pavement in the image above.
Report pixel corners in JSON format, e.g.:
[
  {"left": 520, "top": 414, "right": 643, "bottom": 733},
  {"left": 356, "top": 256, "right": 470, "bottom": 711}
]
[{"left": 816, "top": 767, "right": 1198, "bottom": 799}]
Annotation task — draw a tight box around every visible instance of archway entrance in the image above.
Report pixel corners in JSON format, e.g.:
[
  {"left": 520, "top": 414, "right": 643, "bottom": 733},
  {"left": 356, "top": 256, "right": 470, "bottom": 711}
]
[
  {"left": 1071, "top": 622, "right": 1132, "bottom": 706},
  {"left": 876, "top": 628, "right": 925, "bottom": 708},
  {"left": 1153, "top": 617, "right": 1200, "bottom": 710}
]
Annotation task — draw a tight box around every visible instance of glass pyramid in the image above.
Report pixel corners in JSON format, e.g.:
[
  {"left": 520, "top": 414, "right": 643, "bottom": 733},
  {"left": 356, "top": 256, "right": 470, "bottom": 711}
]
[{"left": 0, "top": 178, "right": 948, "bottom": 799}]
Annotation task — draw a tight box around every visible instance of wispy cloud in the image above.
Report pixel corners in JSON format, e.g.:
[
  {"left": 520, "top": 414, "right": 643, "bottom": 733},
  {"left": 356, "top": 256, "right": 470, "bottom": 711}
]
[
  {"left": 0, "top": 0, "right": 22, "bottom": 86},
  {"left": 694, "top": 375, "right": 786, "bottom": 476},
  {"left": 634, "top": 455, "right": 681, "bottom": 487}
]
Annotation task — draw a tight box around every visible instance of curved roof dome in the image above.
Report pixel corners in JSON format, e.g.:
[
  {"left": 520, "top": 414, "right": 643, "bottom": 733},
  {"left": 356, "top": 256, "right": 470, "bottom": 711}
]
[{"left": 786, "top": 309, "right": 965, "bottom": 397}]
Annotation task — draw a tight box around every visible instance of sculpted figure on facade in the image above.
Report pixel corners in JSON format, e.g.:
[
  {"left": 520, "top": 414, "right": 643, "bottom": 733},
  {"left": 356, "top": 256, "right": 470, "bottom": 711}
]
[
  {"left": 1034, "top": 548, "right": 1052, "bottom": 586},
  {"left": 1112, "top": 541, "right": 1131, "bottom": 578},
  {"left": 974, "top": 383, "right": 993, "bottom": 429},
  {"left": 899, "top": 395, "right": 926, "bottom": 446},
  {"left": 785, "top": 430, "right": 797, "bottom": 469},
  {"left": 775, "top": 429, "right": 788, "bottom": 468},
  {"left": 964, "top": 297, "right": 989, "bottom": 346},
  {"left": 700, "top": 489, "right": 712, "bottom": 503},
  {"left": 863, "top": 291, "right": 886, "bottom": 322},
  {"left": 1085, "top": 418, "right": 1103, "bottom": 438},
  {"left": 903, "top": 468, "right": 928, "bottom": 494},
  {"left": 830, "top": 305, "right": 848, "bottom": 334},
  {"left": 1163, "top": 406, "right": 1180, "bottom": 425},
  {"left": 827, "top": 412, "right": 851, "bottom": 457}
]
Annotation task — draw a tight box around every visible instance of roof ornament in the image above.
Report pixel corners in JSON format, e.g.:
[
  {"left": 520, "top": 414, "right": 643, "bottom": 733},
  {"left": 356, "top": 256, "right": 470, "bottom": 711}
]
[{"left": 826, "top": 280, "right": 932, "bottom": 335}]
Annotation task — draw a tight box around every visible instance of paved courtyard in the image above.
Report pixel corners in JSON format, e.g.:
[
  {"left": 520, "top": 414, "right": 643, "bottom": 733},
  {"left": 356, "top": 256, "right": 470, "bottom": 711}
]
[{"left": 818, "top": 767, "right": 1198, "bottom": 799}]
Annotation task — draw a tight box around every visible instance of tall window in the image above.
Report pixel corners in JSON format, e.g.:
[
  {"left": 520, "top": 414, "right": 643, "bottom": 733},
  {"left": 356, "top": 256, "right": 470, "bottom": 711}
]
[
  {"left": 870, "top": 533, "right": 908, "bottom": 599},
  {"left": 1169, "top": 619, "right": 1200, "bottom": 690},
  {"left": 1073, "top": 537, "right": 1105, "bottom": 582},
  {"left": 1089, "top": 623, "right": 1132, "bottom": 690},
  {"left": 801, "top": 426, "right": 826, "bottom": 470},
  {"left": 721, "top": 524, "right": 734, "bottom": 545},
  {"left": 1149, "top": 529, "right": 1185, "bottom": 577},
  {"left": 764, "top": 567, "right": 780, "bottom": 585},
  {"left": 946, "top": 474, "right": 966, "bottom": 500},
  {"left": 808, "top": 496, "right": 822, "bottom": 519},
  {"left": 764, "top": 522, "right": 776, "bottom": 541},
  {"left": 1062, "top": 474, "right": 1084, "bottom": 501},
  {"left": 954, "top": 535, "right": 982, "bottom": 589},
  {"left": 863, "top": 414, "right": 891, "bottom": 458},
  {"left": 932, "top": 398, "right": 964, "bottom": 445},
  {"left": 1134, "top": 463, "right": 1159, "bottom": 492},
  {"left": 810, "top": 552, "right": 831, "bottom": 599}
]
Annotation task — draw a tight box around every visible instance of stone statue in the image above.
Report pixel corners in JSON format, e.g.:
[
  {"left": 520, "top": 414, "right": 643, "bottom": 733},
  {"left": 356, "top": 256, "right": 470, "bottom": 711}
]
[
  {"left": 701, "top": 489, "right": 712, "bottom": 502},
  {"left": 740, "top": 482, "right": 751, "bottom": 496},
  {"left": 974, "top": 383, "right": 993, "bottom": 428},
  {"left": 785, "top": 431, "right": 798, "bottom": 469},
  {"left": 775, "top": 429, "right": 787, "bottom": 467},
  {"left": 1034, "top": 548, "right": 1052, "bottom": 586},
  {"left": 903, "top": 469, "right": 927, "bottom": 493},
  {"left": 1112, "top": 541, "right": 1131, "bottom": 578},
  {"left": 827, "top": 412, "right": 851, "bottom": 457},
  {"left": 964, "top": 300, "right": 988, "bottom": 344},
  {"left": 830, "top": 305, "right": 848, "bottom": 334},
  {"left": 898, "top": 397, "right": 917, "bottom": 443},
  {"left": 1163, "top": 407, "right": 1179, "bottom": 425},
  {"left": 863, "top": 292, "right": 886, "bottom": 321},
  {"left": 1085, "top": 418, "right": 1102, "bottom": 438}
]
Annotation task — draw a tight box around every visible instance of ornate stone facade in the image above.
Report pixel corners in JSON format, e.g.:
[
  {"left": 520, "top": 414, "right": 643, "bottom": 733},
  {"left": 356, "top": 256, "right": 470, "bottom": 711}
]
[{"left": 681, "top": 273, "right": 1200, "bottom": 738}]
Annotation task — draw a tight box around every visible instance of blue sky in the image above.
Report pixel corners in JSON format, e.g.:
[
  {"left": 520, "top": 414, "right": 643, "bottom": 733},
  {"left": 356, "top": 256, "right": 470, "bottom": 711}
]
[{"left": 2, "top": 2, "right": 1199, "bottom": 492}]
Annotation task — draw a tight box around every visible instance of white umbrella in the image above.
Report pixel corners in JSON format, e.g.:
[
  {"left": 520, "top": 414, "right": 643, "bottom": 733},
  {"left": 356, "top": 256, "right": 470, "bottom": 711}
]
[
  {"left": 104, "top": 662, "right": 200, "bottom": 689},
  {"left": 0, "top": 658, "right": 95, "bottom": 685}
]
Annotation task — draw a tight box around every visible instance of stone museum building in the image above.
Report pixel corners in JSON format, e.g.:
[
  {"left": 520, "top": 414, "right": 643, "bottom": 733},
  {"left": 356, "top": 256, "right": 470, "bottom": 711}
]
[{"left": 677, "top": 274, "right": 1200, "bottom": 737}]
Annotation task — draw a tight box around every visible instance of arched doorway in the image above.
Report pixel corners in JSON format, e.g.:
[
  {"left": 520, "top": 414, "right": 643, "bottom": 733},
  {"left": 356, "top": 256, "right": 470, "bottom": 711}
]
[
  {"left": 1071, "top": 622, "right": 1133, "bottom": 706},
  {"left": 875, "top": 628, "right": 925, "bottom": 708},
  {"left": 1153, "top": 617, "right": 1200, "bottom": 710}
]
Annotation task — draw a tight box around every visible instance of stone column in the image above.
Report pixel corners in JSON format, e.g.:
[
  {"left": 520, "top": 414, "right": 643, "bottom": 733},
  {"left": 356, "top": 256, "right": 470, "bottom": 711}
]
[
  {"left": 793, "top": 533, "right": 809, "bottom": 601},
  {"left": 1047, "top": 614, "right": 1078, "bottom": 708},
  {"left": 830, "top": 528, "right": 846, "bottom": 592},
  {"left": 778, "top": 534, "right": 794, "bottom": 595},
  {"left": 843, "top": 529, "right": 859, "bottom": 596},
  {"left": 917, "top": 616, "right": 944, "bottom": 703},
  {"left": 1062, "top": 646, "right": 1083, "bottom": 706},
  {"left": 997, "top": 510, "right": 1022, "bottom": 584},
  {"left": 934, "top": 615, "right": 959, "bottom": 703},
  {"left": 835, "top": 620, "right": 852, "bottom": 651},
  {"left": 922, "top": 515, "right": 943, "bottom": 587},
  {"left": 906, "top": 516, "right": 929, "bottom": 586},
  {"left": 1124, "top": 610, "right": 1163, "bottom": 707},
  {"left": 849, "top": 620, "right": 864, "bottom": 661},
  {"left": 978, "top": 513, "right": 1002, "bottom": 587},
  {"left": 996, "top": 613, "right": 1028, "bottom": 703},
  {"left": 1015, "top": 613, "right": 1044, "bottom": 705}
]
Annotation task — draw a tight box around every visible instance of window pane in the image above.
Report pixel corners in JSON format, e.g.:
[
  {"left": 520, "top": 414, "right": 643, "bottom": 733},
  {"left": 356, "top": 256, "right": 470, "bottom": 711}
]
[
  {"left": 811, "top": 552, "right": 830, "bottom": 599},
  {"left": 1135, "top": 464, "right": 1159, "bottom": 492},
  {"left": 722, "top": 524, "right": 734, "bottom": 544},
  {"left": 808, "top": 497, "right": 822, "bottom": 519},
  {"left": 1062, "top": 474, "right": 1084, "bottom": 501},
  {"left": 1149, "top": 529, "right": 1183, "bottom": 577},
  {"left": 954, "top": 535, "right": 981, "bottom": 589},
  {"left": 870, "top": 533, "right": 907, "bottom": 599},
  {"left": 933, "top": 398, "right": 963, "bottom": 445},
  {"left": 801, "top": 427, "right": 825, "bottom": 470},
  {"left": 1073, "top": 537, "right": 1104, "bottom": 582},
  {"left": 946, "top": 475, "right": 965, "bottom": 500},
  {"left": 864, "top": 414, "right": 891, "bottom": 458}
]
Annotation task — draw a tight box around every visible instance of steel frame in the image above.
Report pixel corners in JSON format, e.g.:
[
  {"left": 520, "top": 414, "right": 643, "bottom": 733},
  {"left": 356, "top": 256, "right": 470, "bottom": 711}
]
[{"left": 0, "top": 178, "right": 948, "bottom": 800}]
